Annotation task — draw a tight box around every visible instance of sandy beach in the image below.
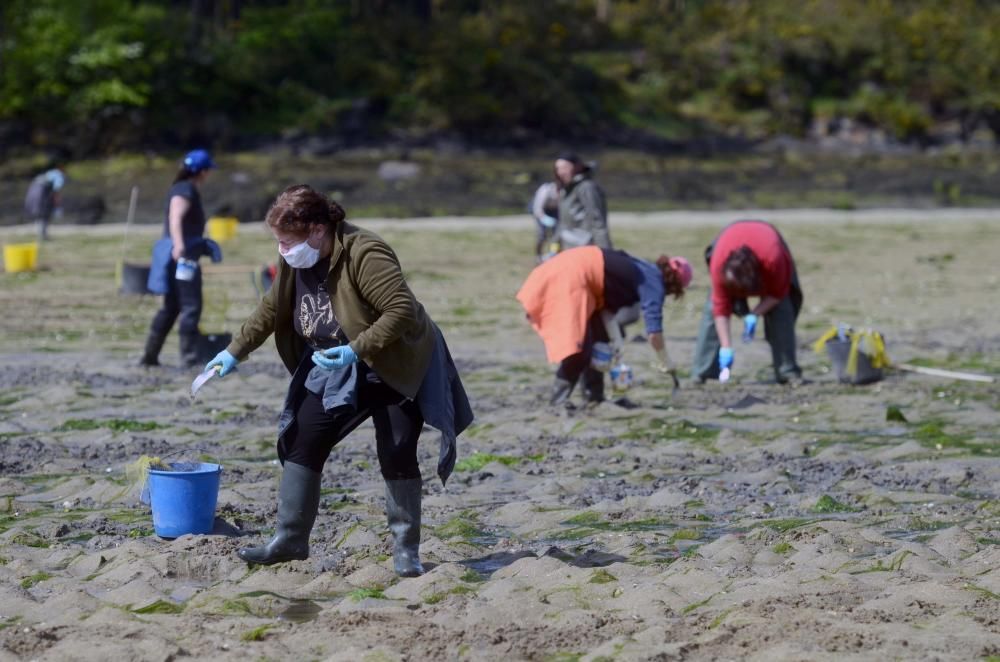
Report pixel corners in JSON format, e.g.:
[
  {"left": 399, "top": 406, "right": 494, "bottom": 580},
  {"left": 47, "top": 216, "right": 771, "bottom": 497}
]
[{"left": 1, "top": 210, "right": 998, "bottom": 661}]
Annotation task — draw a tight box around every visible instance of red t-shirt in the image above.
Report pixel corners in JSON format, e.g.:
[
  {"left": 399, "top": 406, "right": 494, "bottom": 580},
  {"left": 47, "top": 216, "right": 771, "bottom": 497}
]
[{"left": 709, "top": 220, "right": 793, "bottom": 317}]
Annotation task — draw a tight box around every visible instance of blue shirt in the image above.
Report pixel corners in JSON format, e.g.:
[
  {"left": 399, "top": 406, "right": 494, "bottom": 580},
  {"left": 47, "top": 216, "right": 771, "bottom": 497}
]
[{"left": 629, "top": 256, "right": 666, "bottom": 334}]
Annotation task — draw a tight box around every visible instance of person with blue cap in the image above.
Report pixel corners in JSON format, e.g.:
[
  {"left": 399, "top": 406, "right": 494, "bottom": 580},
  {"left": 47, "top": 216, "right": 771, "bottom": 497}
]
[{"left": 140, "top": 149, "right": 219, "bottom": 367}]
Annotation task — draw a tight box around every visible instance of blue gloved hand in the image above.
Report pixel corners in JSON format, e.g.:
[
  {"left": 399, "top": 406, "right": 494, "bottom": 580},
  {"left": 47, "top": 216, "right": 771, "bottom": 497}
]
[
  {"left": 741, "top": 313, "right": 758, "bottom": 343},
  {"left": 312, "top": 344, "right": 358, "bottom": 370},
  {"left": 205, "top": 238, "right": 223, "bottom": 263},
  {"left": 718, "top": 347, "right": 734, "bottom": 369},
  {"left": 540, "top": 214, "right": 557, "bottom": 229},
  {"left": 205, "top": 350, "right": 238, "bottom": 377}
]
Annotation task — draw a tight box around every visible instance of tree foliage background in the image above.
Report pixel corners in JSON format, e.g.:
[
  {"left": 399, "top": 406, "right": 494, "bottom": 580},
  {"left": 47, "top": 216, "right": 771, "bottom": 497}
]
[{"left": 2, "top": 0, "right": 999, "bottom": 154}]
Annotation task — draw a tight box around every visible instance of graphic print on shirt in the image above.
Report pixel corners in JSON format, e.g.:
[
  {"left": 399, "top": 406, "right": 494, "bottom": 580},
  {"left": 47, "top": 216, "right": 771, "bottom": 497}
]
[{"left": 298, "top": 290, "right": 342, "bottom": 348}]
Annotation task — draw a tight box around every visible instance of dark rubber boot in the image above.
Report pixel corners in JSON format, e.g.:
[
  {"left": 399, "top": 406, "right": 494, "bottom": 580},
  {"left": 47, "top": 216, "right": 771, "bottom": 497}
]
[
  {"left": 582, "top": 368, "right": 605, "bottom": 405},
  {"left": 179, "top": 332, "right": 201, "bottom": 368},
  {"left": 139, "top": 329, "right": 168, "bottom": 366},
  {"left": 238, "top": 462, "right": 321, "bottom": 565},
  {"left": 549, "top": 377, "right": 575, "bottom": 407},
  {"left": 385, "top": 478, "right": 424, "bottom": 577}
]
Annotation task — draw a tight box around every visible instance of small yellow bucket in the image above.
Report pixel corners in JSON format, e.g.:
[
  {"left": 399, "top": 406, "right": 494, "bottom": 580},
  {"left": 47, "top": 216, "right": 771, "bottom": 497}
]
[
  {"left": 207, "top": 216, "right": 239, "bottom": 242},
  {"left": 3, "top": 242, "right": 38, "bottom": 273}
]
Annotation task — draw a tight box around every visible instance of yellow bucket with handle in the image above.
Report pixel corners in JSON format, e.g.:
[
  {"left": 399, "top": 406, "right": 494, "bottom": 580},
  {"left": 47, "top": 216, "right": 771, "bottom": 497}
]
[
  {"left": 3, "top": 242, "right": 38, "bottom": 273},
  {"left": 207, "top": 216, "right": 239, "bottom": 242}
]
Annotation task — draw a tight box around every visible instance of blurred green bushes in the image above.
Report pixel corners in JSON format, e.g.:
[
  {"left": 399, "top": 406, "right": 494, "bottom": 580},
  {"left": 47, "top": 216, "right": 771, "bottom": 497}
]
[{"left": 2, "top": 0, "right": 999, "bottom": 153}]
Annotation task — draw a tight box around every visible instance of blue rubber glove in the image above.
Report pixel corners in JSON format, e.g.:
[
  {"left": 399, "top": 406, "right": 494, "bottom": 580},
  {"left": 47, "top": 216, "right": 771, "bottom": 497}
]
[
  {"left": 718, "top": 347, "right": 734, "bottom": 369},
  {"left": 312, "top": 344, "right": 358, "bottom": 370},
  {"left": 205, "top": 350, "right": 238, "bottom": 377},
  {"left": 741, "top": 313, "right": 758, "bottom": 343},
  {"left": 540, "top": 214, "right": 557, "bottom": 228}
]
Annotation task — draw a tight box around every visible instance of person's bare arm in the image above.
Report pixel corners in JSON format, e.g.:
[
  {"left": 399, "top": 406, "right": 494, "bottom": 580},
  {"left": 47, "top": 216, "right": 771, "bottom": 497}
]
[
  {"left": 714, "top": 315, "right": 732, "bottom": 348},
  {"left": 168, "top": 195, "right": 190, "bottom": 260}
]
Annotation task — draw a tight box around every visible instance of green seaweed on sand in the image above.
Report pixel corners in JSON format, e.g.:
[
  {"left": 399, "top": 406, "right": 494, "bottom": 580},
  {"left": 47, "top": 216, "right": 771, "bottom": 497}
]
[
  {"left": 240, "top": 624, "right": 273, "bottom": 641},
  {"left": 670, "top": 528, "right": 702, "bottom": 542},
  {"left": 20, "top": 572, "right": 52, "bottom": 588},
  {"left": 220, "top": 599, "right": 255, "bottom": 615},
  {"left": 551, "top": 511, "right": 670, "bottom": 540},
  {"left": 58, "top": 418, "right": 165, "bottom": 432},
  {"left": 424, "top": 585, "right": 476, "bottom": 604},
  {"left": 885, "top": 405, "right": 908, "bottom": 422},
  {"left": 435, "top": 512, "right": 487, "bottom": 541},
  {"left": 454, "top": 452, "right": 518, "bottom": 472},
  {"left": 131, "top": 599, "right": 184, "bottom": 614},
  {"left": 812, "top": 495, "right": 858, "bottom": 513},
  {"left": 963, "top": 584, "right": 1000, "bottom": 601},
  {"left": 681, "top": 593, "right": 715, "bottom": 615},
  {"left": 850, "top": 550, "right": 913, "bottom": 574},
  {"left": 912, "top": 420, "right": 997, "bottom": 455},
  {"left": 623, "top": 418, "right": 719, "bottom": 450},
  {"left": 756, "top": 518, "right": 815, "bottom": 533},
  {"left": 348, "top": 587, "right": 386, "bottom": 602},
  {"left": 589, "top": 569, "right": 617, "bottom": 584},
  {"left": 10, "top": 532, "right": 50, "bottom": 548}
]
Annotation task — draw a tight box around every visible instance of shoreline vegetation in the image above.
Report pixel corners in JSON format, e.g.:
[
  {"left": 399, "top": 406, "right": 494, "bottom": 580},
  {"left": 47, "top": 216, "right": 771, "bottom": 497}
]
[{"left": 3, "top": 146, "right": 1000, "bottom": 227}]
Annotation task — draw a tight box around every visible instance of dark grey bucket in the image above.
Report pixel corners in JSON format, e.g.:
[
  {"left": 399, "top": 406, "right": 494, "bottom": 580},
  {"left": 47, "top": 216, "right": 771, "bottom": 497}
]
[
  {"left": 120, "top": 262, "right": 151, "bottom": 295},
  {"left": 197, "top": 332, "right": 232, "bottom": 363},
  {"left": 825, "top": 339, "right": 883, "bottom": 384}
]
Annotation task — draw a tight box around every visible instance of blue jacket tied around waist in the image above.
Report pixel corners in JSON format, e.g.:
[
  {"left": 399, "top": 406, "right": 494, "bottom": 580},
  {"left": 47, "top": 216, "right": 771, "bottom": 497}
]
[{"left": 147, "top": 237, "right": 222, "bottom": 294}]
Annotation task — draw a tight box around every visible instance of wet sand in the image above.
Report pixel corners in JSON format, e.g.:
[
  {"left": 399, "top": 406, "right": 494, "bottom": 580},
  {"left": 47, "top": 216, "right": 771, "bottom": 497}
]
[{"left": 1, "top": 211, "right": 998, "bottom": 660}]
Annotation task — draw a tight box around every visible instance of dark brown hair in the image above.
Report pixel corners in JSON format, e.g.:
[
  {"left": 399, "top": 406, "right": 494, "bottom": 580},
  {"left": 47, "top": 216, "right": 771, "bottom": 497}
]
[
  {"left": 655, "top": 255, "right": 685, "bottom": 300},
  {"left": 265, "top": 184, "right": 346, "bottom": 237},
  {"left": 173, "top": 167, "right": 196, "bottom": 184},
  {"left": 721, "top": 245, "right": 761, "bottom": 292}
]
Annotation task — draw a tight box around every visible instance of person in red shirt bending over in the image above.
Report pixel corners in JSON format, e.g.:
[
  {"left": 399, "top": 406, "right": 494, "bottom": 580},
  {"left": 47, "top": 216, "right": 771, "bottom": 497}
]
[{"left": 692, "top": 220, "right": 804, "bottom": 384}]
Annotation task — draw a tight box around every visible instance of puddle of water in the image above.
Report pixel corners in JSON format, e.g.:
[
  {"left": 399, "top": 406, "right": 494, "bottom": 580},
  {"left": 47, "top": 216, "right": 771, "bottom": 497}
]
[
  {"left": 461, "top": 549, "right": 536, "bottom": 577},
  {"left": 278, "top": 599, "right": 322, "bottom": 623}
]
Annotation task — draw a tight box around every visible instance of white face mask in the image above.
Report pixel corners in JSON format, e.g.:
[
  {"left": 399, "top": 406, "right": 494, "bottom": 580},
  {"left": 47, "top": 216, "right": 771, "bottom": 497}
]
[{"left": 280, "top": 239, "right": 321, "bottom": 269}]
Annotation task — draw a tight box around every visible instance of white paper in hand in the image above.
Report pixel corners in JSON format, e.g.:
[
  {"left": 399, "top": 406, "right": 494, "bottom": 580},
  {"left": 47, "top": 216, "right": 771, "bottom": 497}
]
[
  {"left": 719, "top": 367, "right": 731, "bottom": 383},
  {"left": 190, "top": 366, "right": 219, "bottom": 397}
]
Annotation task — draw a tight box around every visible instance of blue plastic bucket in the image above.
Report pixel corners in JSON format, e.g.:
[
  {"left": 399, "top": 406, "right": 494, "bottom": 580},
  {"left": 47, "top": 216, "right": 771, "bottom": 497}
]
[{"left": 147, "top": 462, "right": 222, "bottom": 538}]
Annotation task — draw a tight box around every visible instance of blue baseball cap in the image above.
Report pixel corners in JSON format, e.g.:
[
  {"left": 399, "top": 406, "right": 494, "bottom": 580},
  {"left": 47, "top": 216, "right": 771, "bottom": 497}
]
[{"left": 183, "top": 149, "right": 215, "bottom": 173}]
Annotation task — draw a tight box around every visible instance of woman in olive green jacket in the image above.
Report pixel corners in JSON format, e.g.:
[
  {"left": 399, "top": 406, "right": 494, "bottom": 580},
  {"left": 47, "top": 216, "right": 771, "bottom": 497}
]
[{"left": 206, "top": 185, "right": 472, "bottom": 577}]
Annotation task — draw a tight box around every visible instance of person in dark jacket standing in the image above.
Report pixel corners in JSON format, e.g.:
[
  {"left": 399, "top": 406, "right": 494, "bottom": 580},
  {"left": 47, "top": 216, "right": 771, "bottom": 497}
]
[
  {"left": 205, "top": 185, "right": 472, "bottom": 577},
  {"left": 139, "top": 149, "right": 215, "bottom": 367},
  {"left": 554, "top": 153, "right": 611, "bottom": 251},
  {"left": 692, "top": 219, "right": 804, "bottom": 384},
  {"left": 23, "top": 162, "right": 66, "bottom": 242}
]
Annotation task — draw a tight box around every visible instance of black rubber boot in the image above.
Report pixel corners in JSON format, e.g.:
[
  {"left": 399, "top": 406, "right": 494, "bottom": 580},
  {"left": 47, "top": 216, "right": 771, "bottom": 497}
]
[
  {"left": 385, "top": 478, "right": 424, "bottom": 577},
  {"left": 238, "top": 462, "right": 321, "bottom": 565},
  {"left": 179, "top": 332, "right": 202, "bottom": 368},
  {"left": 139, "top": 329, "right": 168, "bottom": 366},
  {"left": 549, "top": 377, "right": 575, "bottom": 407},
  {"left": 582, "top": 368, "right": 605, "bottom": 405}
]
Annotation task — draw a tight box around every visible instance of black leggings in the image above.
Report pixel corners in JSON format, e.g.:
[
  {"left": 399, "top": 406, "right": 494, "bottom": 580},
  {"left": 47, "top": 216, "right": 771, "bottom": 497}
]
[
  {"left": 556, "top": 313, "right": 609, "bottom": 395},
  {"left": 278, "top": 378, "right": 424, "bottom": 480},
  {"left": 151, "top": 267, "right": 203, "bottom": 336}
]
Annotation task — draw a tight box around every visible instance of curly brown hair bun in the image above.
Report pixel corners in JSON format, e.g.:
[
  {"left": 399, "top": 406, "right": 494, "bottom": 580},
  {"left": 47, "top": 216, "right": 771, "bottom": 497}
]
[{"left": 265, "top": 184, "right": 345, "bottom": 237}]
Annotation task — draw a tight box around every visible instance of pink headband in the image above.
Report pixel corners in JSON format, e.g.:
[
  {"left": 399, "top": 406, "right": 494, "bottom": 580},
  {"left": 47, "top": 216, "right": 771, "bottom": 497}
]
[{"left": 669, "top": 256, "right": 693, "bottom": 289}]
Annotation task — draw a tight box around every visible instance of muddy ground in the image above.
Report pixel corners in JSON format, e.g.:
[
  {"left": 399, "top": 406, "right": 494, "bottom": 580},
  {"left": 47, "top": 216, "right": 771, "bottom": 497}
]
[{"left": 0, "top": 211, "right": 999, "bottom": 661}]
